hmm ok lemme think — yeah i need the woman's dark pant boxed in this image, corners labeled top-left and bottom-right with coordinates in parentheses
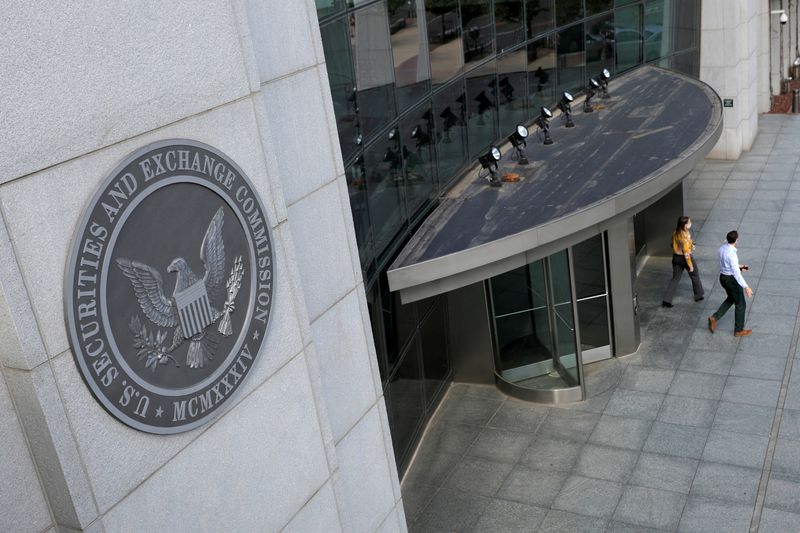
top-left (712, 274), bottom-right (746, 332)
top-left (663, 254), bottom-right (704, 304)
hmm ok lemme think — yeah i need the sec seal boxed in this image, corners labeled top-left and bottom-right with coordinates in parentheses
top-left (65, 140), bottom-right (274, 434)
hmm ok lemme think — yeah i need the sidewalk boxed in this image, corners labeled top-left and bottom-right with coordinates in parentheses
top-left (401, 113), bottom-right (800, 532)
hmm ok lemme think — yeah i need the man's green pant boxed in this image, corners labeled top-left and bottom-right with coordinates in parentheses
top-left (712, 274), bottom-right (746, 332)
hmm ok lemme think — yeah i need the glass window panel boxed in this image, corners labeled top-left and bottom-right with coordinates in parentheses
top-left (670, 49), bottom-right (699, 77)
top-left (381, 273), bottom-right (418, 369)
top-left (491, 265), bottom-right (533, 316)
top-left (495, 0), bottom-right (526, 52)
top-left (572, 235), bottom-right (606, 299)
top-left (365, 283), bottom-right (388, 382)
top-left (586, 0), bottom-right (612, 16)
top-left (433, 80), bottom-right (468, 187)
top-left (351, 2), bottom-right (397, 138)
top-left (497, 48), bottom-right (528, 135)
top-left (425, 0), bottom-right (464, 86)
top-left (363, 133), bottom-right (406, 253)
top-left (386, 341), bottom-right (425, 463)
top-left (577, 297), bottom-right (610, 351)
top-left (556, 0), bottom-right (583, 27)
top-left (614, 5), bottom-right (642, 72)
top-left (320, 18), bottom-right (361, 163)
top-left (644, 0), bottom-right (669, 62)
top-left (465, 59), bottom-right (498, 157)
top-left (346, 157), bottom-right (374, 273)
top-left (400, 103), bottom-right (437, 219)
top-left (317, 0), bottom-right (345, 19)
top-left (420, 298), bottom-right (449, 405)
top-left (526, 0), bottom-right (554, 38)
top-left (528, 35), bottom-right (556, 112)
top-left (461, 0), bottom-right (494, 68)
top-left (672, 0), bottom-right (697, 52)
top-left (556, 23), bottom-right (586, 97)
top-left (391, 0), bottom-right (432, 109)
top-left (586, 14), bottom-right (615, 77)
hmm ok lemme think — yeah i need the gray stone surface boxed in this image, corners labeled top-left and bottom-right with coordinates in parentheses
top-left (539, 509), bottom-right (607, 533)
top-left (730, 353), bottom-right (787, 381)
top-left (690, 462), bottom-right (761, 504)
top-left (759, 507), bottom-right (800, 533)
top-left (722, 376), bottom-right (781, 407)
top-left (445, 456), bottom-right (513, 497)
top-left (589, 414), bottom-right (652, 450)
top-left (772, 438), bottom-right (800, 478)
top-left (619, 366), bottom-right (676, 394)
top-left (536, 410), bottom-right (600, 443)
top-left (552, 476), bottom-right (623, 518)
top-left (658, 395), bottom-right (718, 428)
top-left (765, 474), bottom-right (800, 514)
top-left (678, 349), bottom-right (734, 375)
top-left (701, 429), bottom-right (769, 468)
top-left (574, 444), bottom-right (639, 483)
top-left (467, 427), bottom-right (532, 464)
top-left (282, 481), bottom-right (343, 533)
top-left (713, 402), bottom-right (775, 436)
top-left (416, 488), bottom-right (489, 531)
top-left (519, 436), bottom-right (584, 472)
top-left (604, 389), bottom-right (664, 420)
top-left (643, 422), bottom-right (710, 459)
top-left (437, 396), bottom-right (503, 426)
top-left (779, 408), bottom-right (800, 440)
top-left (0, 371), bottom-right (53, 533)
top-left (102, 356), bottom-right (332, 532)
top-left (668, 371), bottom-right (727, 400)
top-left (678, 497), bottom-right (753, 533)
top-left (487, 400), bottom-right (549, 432)
top-left (496, 467), bottom-right (569, 508)
top-left (311, 290), bottom-right (378, 442)
top-left (0, 1), bottom-right (250, 182)
top-left (629, 453), bottom-right (698, 494)
top-left (613, 485), bottom-right (687, 531)
top-left (472, 498), bottom-right (547, 532)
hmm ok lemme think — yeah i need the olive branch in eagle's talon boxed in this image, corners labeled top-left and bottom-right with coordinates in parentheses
top-left (129, 315), bottom-right (179, 371)
top-left (218, 255), bottom-right (244, 337)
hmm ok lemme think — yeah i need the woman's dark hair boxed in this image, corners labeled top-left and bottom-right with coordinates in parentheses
top-left (675, 216), bottom-right (691, 233)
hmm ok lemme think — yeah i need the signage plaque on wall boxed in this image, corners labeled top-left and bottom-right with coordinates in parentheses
top-left (65, 140), bottom-right (274, 434)
top-left (723, 99), bottom-right (734, 108)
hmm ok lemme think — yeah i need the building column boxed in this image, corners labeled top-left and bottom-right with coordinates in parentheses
top-left (606, 217), bottom-right (640, 356)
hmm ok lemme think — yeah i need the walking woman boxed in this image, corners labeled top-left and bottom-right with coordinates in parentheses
top-left (662, 215), bottom-right (704, 307)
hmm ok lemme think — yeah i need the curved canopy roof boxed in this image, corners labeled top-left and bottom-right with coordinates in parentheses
top-left (388, 66), bottom-right (723, 302)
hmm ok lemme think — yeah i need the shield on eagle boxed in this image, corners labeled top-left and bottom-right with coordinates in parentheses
top-left (173, 280), bottom-right (215, 338)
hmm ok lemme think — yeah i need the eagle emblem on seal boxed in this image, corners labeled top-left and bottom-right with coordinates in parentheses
top-left (115, 207), bottom-right (244, 371)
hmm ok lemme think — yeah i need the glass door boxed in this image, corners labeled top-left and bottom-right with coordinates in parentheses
top-left (572, 235), bottom-right (613, 364)
top-left (549, 250), bottom-right (580, 386)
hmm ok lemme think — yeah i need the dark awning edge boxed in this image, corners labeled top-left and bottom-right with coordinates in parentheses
top-left (388, 67), bottom-right (723, 303)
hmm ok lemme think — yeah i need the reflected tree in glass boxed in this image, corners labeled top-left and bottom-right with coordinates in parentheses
top-left (390, 0), bottom-right (432, 109)
top-left (644, 0), bottom-right (670, 62)
top-left (425, 0), bottom-right (464, 87)
top-left (556, 23), bottom-right (585, 98)
top-left (320, 18), bottom-right (360, 162)
top-left (465, 59), bottom-right (498, 157)
top-left (497, 48), bottom-right (528, 135)
top-left (555, 0), bottom-right (583, 27)
top-left (316, 0), bottom-right (344, 19)
top-left (400, 103), bottom-right (437, 220)
top-left (495, 0), bottom-right (525, 52)
top-left (585, 0), bottom-right (612, 17)
top-left (460, 0), bottom-right (494, 68)
top-left (433, 80), bottom-right (468, 186)
top-left (614, 5), bottom-right (642, 73)
top-left (527, 35), bottom-right (556, 116)
top-left (363, 133), bottom-right (406, 253)
top-left (586, 14), bottom-right (615, 77)
top-left (346, 157), bottom-right (374, 274)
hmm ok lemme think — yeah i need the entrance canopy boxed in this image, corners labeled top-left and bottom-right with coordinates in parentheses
top-left (388, 66), bottom-right (723, 302)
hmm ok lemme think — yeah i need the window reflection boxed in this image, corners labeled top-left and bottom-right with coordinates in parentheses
top-left (495, 0), bottom-right (526, 52)
top-left (391, 0), bottom-right (432, 109)
top-left (528, 35), bottom-right (556, 113)
top-left (387, 340), bottom-right (424, 463)
top-left (556, 23), bottom-right (585, 97)
top-left (433, 81), bottom-right (468, 185)
top-left (346, 156), bottom-right (373, 273)
top-left (556, 0), bottom-right (583, 27)
top-left (316, 0), bottom-right (344, 19)
top-left (526, 0), bottom-right (554, 38)
top-left (320, 18), bottom-right (360, 163)
top-left (586, 0), bottom-right (612, 16)
top-left (425, 0), bottom-right (463, 86)
top-left (400, 103), bottom-right (437, 220)
top-left (673, 0), bottom-right (697, 53)
top-left (586, 14), bottom-right (615, 77)
top-left (420, 298), bottom-right (449, 405)
top-left (465, 59), bottom-right (498, 157)
top-left (351, 2), bottom-right (397, 138)
top-left (644, 0), bottom-right (669, 62)
top-left (497, 49), bottom-right (527, 134)
top-left (461, 0), bottom-right (494, 68)
top-left (614, 5), bottom-right (642, 72)
top-left (363, 133), bottom-right (406, 253)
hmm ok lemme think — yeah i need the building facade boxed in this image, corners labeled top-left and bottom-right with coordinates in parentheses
top-left (0, 1), bottom-right (790, 532)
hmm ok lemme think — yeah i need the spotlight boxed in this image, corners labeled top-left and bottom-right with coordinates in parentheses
top-left (557, 92), bottom-right (575, 128)
top-left (411, 125), bottom-right (431, 148)
top-left (534, 107), bottom-right (553, 145)
top-left (478, 146), bottom-right (503, 187)
top-left (781, 12), bottom-right (789, 24)
top-left (598, 69), bottom-right (611, 99)
top-left (584, 78), bottom-right (600, 113)
top-left (507, 124), bottom-right (529, 165)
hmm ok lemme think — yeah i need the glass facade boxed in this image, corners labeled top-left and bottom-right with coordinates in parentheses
top-left (317, 0), bottom-right (700, 473)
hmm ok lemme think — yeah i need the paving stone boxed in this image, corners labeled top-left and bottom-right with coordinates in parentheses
top-left (612, 485), bottom-right (686, 531)
top-left (552, 476), bottom-right (623, 519)
top-left (759, 507), bottom-right (800, 533)
top-left (417, 422), bottom-right (482, 457)
top-left (722, 376), bottom-right (781, 408)
top-left (657, 395), bottom-right (718, 428)
top-left (471, 498), bottom-right (547, 532)
top-left (536, 410), bottom-right (600, 443)
top-left (629, 453), bottom-right (698, 494)
top-left (779, 409), bottom-right (800, 441)
top-left (401, 483), bottom-right (438, 524)
top-left (678, 349), bottom-right (734, 375)
top-left (678, 496), bottom-right (753, 533)
top-left (466, 428), bottom-right (533, 464)
top-left (690, 461), bottom-right (761, 504)
top-left (643, 422), bottom-right (709, 459)
top-left (712, 402), bottom-right (776, 436)
top-left (574, 444), bottom-right (639, 483)
top-left (495, 466), bottom-right (569, 508)
top-left (589, 414), bottom-right (652, 450)
top-left (437, 396), bottom-right (503, 426)
top-left (403, 451), bottom-right (461, 488)
top-left (486, 400), bottom-right (549, 433)
top-left (765, 474), bottom-right (800, 514)
top-left (668, 371), bottom-right (726, 400)
top-left (605, 521), bottom-right (665, 533)
top-left (539, 509), bottom-right (607, 533)
top-left (416, 488), bottom-right (489, 532)
top-left (701, 430), bottom-right (769, 469)
top-left (730, 353), bottom-right (787, 381)
top-left (619, 366), bottom-right (675, 394)
top-left (772, 438), bottom-right (800, 479)
top-left (604, 389), bottom-right (664, 420)
top-left (519, 436), bottom-right (583, 472)
top-left (444, 457), bottom-right (514, 497)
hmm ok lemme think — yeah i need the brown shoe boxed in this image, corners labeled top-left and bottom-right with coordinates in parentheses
top-left (708, 316), bottom-right (717, 334)
top-left (734, 329), bottom-right (752, 337)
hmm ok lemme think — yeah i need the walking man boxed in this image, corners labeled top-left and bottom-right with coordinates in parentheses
top-left (708, 230), bottom-right (753, 336)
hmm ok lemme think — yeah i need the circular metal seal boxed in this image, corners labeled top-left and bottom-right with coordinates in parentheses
top-left (65, 140), bottom-right (275, 434)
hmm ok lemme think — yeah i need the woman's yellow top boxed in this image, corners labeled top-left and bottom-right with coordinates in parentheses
top-left (672, 230), bottom-right (694, 269)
